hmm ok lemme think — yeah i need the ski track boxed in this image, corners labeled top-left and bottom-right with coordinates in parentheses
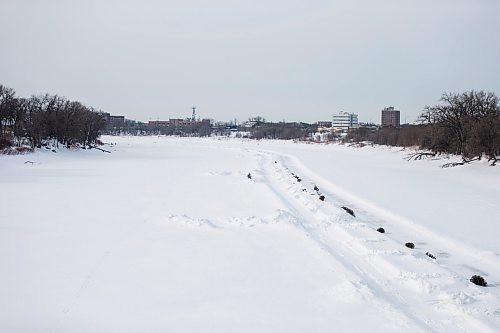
top-left (243, 146), bottom-right (500, 333)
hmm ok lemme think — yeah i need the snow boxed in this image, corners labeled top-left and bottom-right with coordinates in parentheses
top-left (1, 136), bottom-right (499, 332)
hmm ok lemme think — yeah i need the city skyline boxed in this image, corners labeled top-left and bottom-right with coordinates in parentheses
top-left (106, 107), bottom-right (395, 126)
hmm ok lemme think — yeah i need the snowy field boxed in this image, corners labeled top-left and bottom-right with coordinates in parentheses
top-left (1, 136), bottom-right (499, 332)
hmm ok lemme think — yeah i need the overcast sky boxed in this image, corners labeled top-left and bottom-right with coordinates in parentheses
top-left (1, 0), bottom-right (499, 124)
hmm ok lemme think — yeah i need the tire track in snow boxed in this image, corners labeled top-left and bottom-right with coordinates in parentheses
top-left (252, 148), bottom-right (499, 333)
top-left (254, 151), bottom-right (440, 333)
top-left (267, 150), bottom-right (500, 277)
top-left (272, 150), bottom-right (500, 332)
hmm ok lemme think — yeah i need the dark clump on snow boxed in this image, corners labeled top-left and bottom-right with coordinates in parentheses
top-left (314, 185), bottom-right (319, 192)
top-left (470, 275), bottom-right (487, 287)
top-left (319, 195), bottom-right (325, 201)
top-left (426, 252), bottom-right (436, 260)
top-left (341, 206), bottom-right (355, 217)
top-left (405, 242), bottom-right (415, 249)
top-left (247, 173), bottom-right (252, 179)
top-left (377, 227), bottom-right (385, 233)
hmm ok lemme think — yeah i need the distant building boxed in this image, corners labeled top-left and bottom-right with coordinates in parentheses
top-left (148, 118), bottom-right (211, 130)
top-left (358, 122), bottom-right (380, 131)
top-left (148, 120), bottom-right (170, 128)
top-left (381, 106), bottom-right (400, 127)
top-left (103, 113), bottom-right (125, 131)
top-left (242, 117), bottom-right (266, 128)
top-left (317, 121), bottom-right (332, 129)
top-left (332, 111), bottom-right (358, 131)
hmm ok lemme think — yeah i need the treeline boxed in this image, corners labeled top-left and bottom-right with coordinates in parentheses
top-left (347, 91), bottom-right (500, 164)
top-left (149, 122), bottom-right (212, 137)
top-left (0, 84), bottom-right (106, 149)
top-left (347, 125), bottom-right (431, 148)
top-left (246, 121), bottom-right (317, 140)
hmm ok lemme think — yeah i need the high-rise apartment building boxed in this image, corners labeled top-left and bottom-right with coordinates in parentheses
top-left (381, 107), bottom-right (400, 127)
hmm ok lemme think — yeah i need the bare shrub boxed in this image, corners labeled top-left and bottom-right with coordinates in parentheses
top-left (470, 275), bottom-right (487, 287)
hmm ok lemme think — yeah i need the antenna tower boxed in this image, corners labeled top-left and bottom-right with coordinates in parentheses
top-left (192, 107), bottom-right (196, 121)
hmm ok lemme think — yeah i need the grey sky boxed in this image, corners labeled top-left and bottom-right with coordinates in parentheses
top-left (1, 0), bottom-right (499, 124)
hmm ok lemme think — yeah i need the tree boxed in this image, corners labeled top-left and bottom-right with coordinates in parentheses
top-left (420, 91), bottom-right (500, 160)
top-left (57, 100), bottom-right (86, 147)
top-left (79, 108), bottom-right (106, 146)
top-left (22, 95), bottom-right (46, 148)
top-left (466, 114), bottom-right (500, 165)
top-left (0, 85), bottom-right (17, 137)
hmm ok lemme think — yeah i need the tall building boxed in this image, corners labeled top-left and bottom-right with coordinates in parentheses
top-left (381, 106), bottom-right (400, 127)
top-left (332, 111), bottom-right (358, 131)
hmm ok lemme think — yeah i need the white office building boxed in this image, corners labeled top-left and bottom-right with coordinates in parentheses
top-left (332, 111), bottom-right (359, 131)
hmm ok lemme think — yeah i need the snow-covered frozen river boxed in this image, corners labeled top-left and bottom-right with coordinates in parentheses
top-left (1, 136), bottom-right (499, 332)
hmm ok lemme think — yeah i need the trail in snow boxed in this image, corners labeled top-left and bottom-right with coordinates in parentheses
top-left (248, 147), bottom-right (500, 333)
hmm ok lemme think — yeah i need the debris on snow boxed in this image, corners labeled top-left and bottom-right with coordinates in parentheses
top-left (470, 275), bottom-right (487, 287)
top-left (341, 206), bottom-right (355, 217)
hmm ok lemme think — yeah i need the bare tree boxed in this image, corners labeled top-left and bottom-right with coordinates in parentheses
top-left (420, 91), bottom-right (499, 159)
top-left (0, 85), bottom-right (17, 137)
top-left (79, 108), bottom-right (106, 147)
top-left (2, 85), bottom-right (107, 149)
top-left (466, 114), bottom-right (500, 165)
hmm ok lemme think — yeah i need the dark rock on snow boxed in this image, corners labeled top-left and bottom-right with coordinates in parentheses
top-left (425, 252), bottom-right (436, 260)
top-left (341, 206), bottom-right (355, 217)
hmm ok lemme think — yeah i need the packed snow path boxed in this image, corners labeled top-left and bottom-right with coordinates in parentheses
top-left (251, 148), bottom-right (500, 332)
top-left (1, 136), bottom-right (499, 332)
